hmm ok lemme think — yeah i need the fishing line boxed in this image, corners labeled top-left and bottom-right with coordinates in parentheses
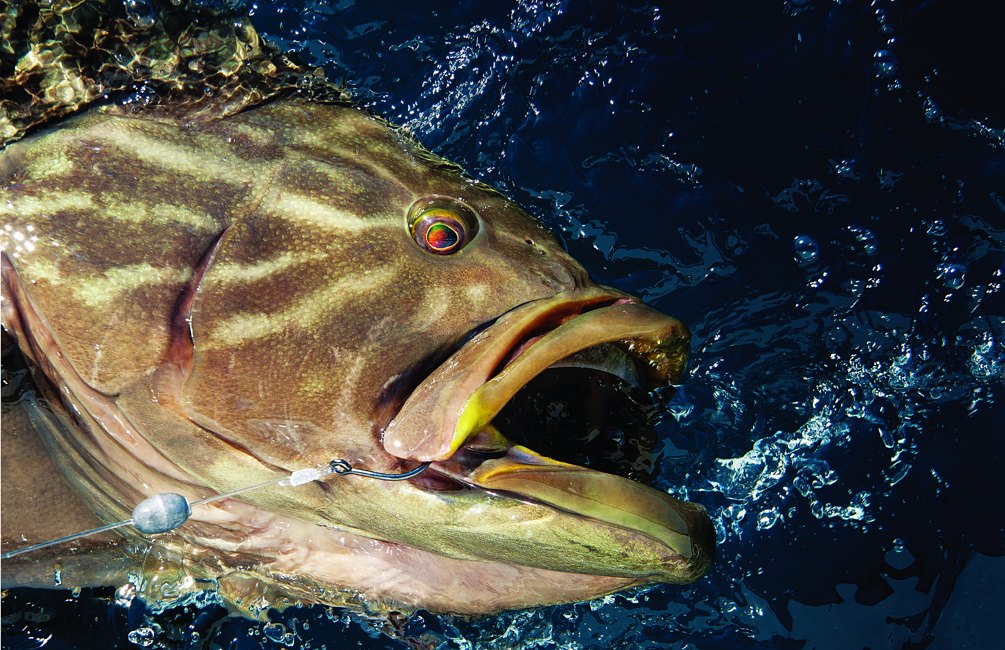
top-left (0, 459), bottom-right (431, 560)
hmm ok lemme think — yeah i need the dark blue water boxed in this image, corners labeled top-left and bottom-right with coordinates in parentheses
top-left (4, 1), bottom-right (1003, 648)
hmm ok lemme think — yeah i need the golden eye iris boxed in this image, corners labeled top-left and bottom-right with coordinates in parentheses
top-left (407, 198), bottom-right (479, 255)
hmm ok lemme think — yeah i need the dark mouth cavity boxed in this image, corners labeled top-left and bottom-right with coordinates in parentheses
top-left (491, 366), bottom-right (664, 483)
top-left (384, 295), bottom-right (672, 490)
top-left (412, 363), bottom-right (667, 492)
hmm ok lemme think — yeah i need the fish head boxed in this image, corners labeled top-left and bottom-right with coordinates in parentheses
top-left (1, 100), bottom-right (713, 614)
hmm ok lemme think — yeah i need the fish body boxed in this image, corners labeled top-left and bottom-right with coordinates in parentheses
top-left (0, 9), bottom-right (713, 616)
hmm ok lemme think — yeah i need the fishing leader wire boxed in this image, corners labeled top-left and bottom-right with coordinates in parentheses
top-left (0, 459), bottom-right (432, 560)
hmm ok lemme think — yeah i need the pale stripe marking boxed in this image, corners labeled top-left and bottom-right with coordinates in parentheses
top-left (91, 121), bottom-right (249, 186)
top-left (1, 191), bottom-right (96, 218)
top-left (204, 251), bottom-right (330, 286)
top-left (3, 191), bottom-right (218, 233)
top-left (24, 149), bottom-right (75, 179)
top-left (265, 191), bottom-right (395, 232)
top-left (73, 264), bottom-right (193, 307)
top-left (14, 259), bottom-right (193, 307)
top-left (298, 157), bottom-right (416, 205)
top-left (99, 195), bottom-right (220, 231)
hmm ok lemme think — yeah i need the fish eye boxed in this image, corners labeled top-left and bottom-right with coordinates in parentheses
top-left (407, 197), bottom-right (479, 255)
top-left (414, 210), bottom-right (463, 253)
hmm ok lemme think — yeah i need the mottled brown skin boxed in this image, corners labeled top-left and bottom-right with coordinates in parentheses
top-left (0, 100), bottom-right (712, 615)
top-left (1, 390), bottom-right (134, 586)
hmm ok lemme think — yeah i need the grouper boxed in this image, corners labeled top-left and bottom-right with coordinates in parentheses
top-left (0, 0), bottom-right (714, 616)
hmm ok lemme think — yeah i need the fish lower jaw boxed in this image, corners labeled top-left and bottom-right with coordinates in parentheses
top-left (426, 434), bottom-right (710, 563)
top-left (179, 502), bottom-right (639, 616)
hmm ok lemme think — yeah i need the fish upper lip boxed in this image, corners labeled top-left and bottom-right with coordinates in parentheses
top-left (380, 286), bottom-right (690, 463)
top-left (370, 293), bottom-right (617, 443)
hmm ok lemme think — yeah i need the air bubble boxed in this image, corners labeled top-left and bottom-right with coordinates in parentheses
top-left (127, 627), bottom-right (156, 647)
top-left (923, 97), bottom-right (942, 123)
top-left (926, 219), bottom-right (946, 236)
top-left (885, 538), bottom-right (914, 569)
top-left (263, 622), bottom-right (296, 646)
top-left (793, 235), bottom-right (819, 264)
top-left (962, 322), bottom-right (1004, 379)
top-left (829, 158), bottom-right (860, 180)
top-left (122, 0), bottom-right (157, 27)
top-left (937, 263), bottom-right (966, 290)
top-left (888, 462), bottom-right (911, 486)
top-left (873, 49), bottom-right (897, 79)
top-left (849, 226), bottom-right (878, 255)
top-left (756, 508), bottom-right (781, 531)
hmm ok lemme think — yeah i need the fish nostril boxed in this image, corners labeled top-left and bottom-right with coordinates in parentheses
top-left (524, 238), bottom-right (548, 256)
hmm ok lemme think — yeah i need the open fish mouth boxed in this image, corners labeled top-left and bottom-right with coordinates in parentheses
top-left (381, 288), bottom-right (714, 572)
